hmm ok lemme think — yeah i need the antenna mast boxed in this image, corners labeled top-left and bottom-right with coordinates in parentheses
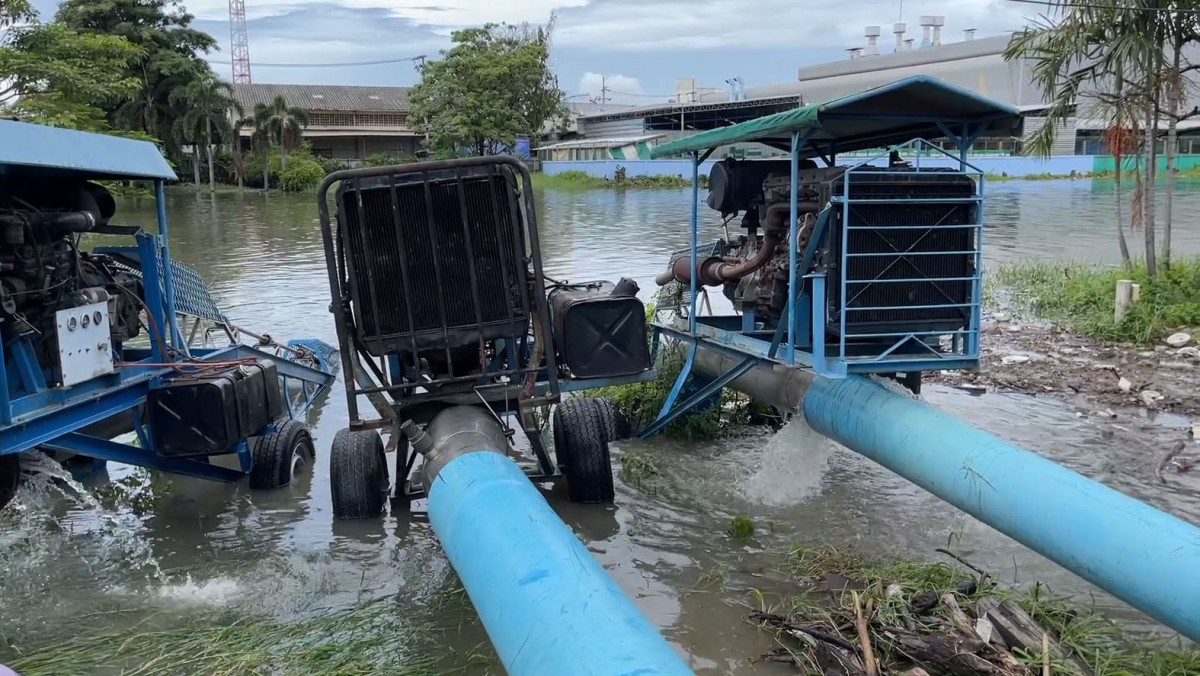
top-left (229, 0), bottom-right (252, 83)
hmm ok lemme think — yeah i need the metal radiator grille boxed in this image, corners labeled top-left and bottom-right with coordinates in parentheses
top-left (338, 169), bottom-right (530, 356)
top-left (827, 172), bottom-right (977, 334)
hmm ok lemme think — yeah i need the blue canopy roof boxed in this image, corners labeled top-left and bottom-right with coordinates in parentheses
top-left (0, 119), bottom-right (177, 181)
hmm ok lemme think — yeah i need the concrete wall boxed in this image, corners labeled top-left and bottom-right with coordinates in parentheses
top-left (543, 155), bottom-right (1100, 179)
top-left (309, 135), bottom-right (420, 161)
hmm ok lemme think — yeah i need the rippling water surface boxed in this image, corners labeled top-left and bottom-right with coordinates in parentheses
top-left (2, 179), bottom-right (1198, 672)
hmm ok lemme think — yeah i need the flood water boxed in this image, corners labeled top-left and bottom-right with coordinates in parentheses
top-left (3, 179), bottom-right (1199, 673)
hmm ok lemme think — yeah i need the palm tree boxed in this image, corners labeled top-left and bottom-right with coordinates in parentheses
top-left (170, 74), bottom-right (242, 193)
top-left (231, 117), bottom-right (252, 189)
top-left (251, 114), bottom-right (272, 189)
top-left (253, 95), bottom-right (308, 171)
top-left (1004, 1), bottom-right (1187, 276)
top-left (171, 113), bottom-right (204, 191)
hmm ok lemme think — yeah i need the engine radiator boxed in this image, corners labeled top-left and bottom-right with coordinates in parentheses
top-left (825, 170), bottom-right (977, 337)
top-left (337, 167), bottom-right (531, 360)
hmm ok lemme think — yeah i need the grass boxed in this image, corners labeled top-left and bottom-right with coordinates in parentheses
top-left (984, 171), bottom-right (1112, 182)
top-left (728, 515), bottom-right (755, 540)
top-left (5, 589), bottom-right (493, 676)
top-left (992, 258), bottom-right (1200, 343)
top-left (530, 169), bottom-right (702, 190)
top-left (758, 545), bottom-right (1199, 675)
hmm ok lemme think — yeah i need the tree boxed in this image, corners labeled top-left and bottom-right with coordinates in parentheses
top-left (0, 21), bottom-right (142, 131)
top-left (1004, 1), bottom-right (1199, 276)
top-left (253, 95), bottom-right (308, 170)
top-left (55, 0), bottom-right (217, 160)
top-left (251, 115), bottom-right (271, 189)
top-left (171, 73), bottom-right (241, 191)
top-left (409, 19), bottom-right (567, 157)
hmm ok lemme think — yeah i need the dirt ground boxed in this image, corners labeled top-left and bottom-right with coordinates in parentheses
top-left (929, 314), bottom-right (1200, 418)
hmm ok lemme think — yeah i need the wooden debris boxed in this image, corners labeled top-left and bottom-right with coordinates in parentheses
top-left (878, 626), bottom-right (1026, 676)
top-left (942, 594), bottom-right (1030, 675)
top-left (977, 598), bottom-right (1089, 676)
top-left (853, 592), bottom-right (879, 676)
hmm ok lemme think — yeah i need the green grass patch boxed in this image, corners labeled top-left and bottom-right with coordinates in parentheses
top-left (531, 169), bottom-right (702, 190)
top-left (6, 591), bottom-right (490, 676)
top-left (993, 258), bottom-right (1200, 343)
top-left (984, 171), bottom-right (1112, 182)
top-left (728, 515), bottom-right (755, 540)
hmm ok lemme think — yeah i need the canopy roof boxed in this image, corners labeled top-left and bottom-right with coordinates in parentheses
top-left (649, 76), bottom-right (1023, 159)
top-left (0, 119), bottom-right (176, 181)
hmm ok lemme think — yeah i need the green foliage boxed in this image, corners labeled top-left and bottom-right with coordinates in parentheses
top-left (279, 158), bottom-right (326, 192)
top-left (363, 152), bottom-right (415, 167)
top-left (618, 452), bottom-right (661, 490)
top-left (531, 170), bottom-right (698, 189)
top-left (55, 0), bottom-right (219, 163)
top-left (314, 155), bottom-right (351, 175)
top-left (0, 22), bottom-right (143, 130)
top-left (994, 258), bottom-right (1200, 343)
top-left (253, 95), bottom-right (309, 170)
top-left (410, 20), bottom-right (566, 158)
top-left (728, 515), bottom-right (755, 539)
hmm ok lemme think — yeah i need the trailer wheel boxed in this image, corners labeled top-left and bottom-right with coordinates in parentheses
top-left (250, 420), bottom-right (315, 490)
top-left (0, 454), bottom-right (19, 512)
top-left (330, 428), bottom-right (388, 519)
top-left (553, 398), bottom-right (615, 504)
top-left (594, 398), bottom-right (631, 441)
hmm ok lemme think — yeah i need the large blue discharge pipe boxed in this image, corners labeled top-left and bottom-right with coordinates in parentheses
top-left (697, 343), bottom-right (1200, 641)
top-left (416, 406), bottom-right (694, 676)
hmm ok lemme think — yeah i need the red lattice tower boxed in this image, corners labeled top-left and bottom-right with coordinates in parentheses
top-left (228, 0), bottom-right (252, 84)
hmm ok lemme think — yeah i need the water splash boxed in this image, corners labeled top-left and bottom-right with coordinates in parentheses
top-left (156, 575), bottom-right (245, 605)
top-left (741, 417), bottom-right (838, 507)
top-left (14, 452), bottom-right (165, 581)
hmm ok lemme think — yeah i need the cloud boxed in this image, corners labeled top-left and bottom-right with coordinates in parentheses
top-left (187, 0), bottom-right (584, 28)
top-left (577, 72), bottom-right (651, 104)
top-left (555, 0), bottom-right (1035, 51)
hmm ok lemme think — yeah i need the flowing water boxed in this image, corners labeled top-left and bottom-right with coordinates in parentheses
top-left (2, 179), bottom-right (1200, 673)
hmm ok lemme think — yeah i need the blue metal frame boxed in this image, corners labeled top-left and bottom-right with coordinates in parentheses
top-left (644, 122), bottom-right (992, 435)
top-left (1, 128), bottom-right (336, 483)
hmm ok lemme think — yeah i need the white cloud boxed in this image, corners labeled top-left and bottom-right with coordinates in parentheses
top-left (577, 72), bottom-right (650, 104)
top-left (556, 0), bottom-right (1035, 51)
top-left (188, 0), bottom-right (585, 27)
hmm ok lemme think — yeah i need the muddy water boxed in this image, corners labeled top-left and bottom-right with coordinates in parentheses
top-left (2, 179), bottom-right (1199, 672)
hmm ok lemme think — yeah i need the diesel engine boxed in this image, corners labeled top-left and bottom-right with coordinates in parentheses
top-left (656, 158), bottom-right (978, 337)
top-left (1, 178), bottom-right (143, 386)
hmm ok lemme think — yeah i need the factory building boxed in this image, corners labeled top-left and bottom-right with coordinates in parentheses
top-left (569, 16), bottom-right (1200, 159)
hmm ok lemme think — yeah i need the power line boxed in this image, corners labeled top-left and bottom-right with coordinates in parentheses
top-left (208, 55), bottom-right (426, 68)
top-left (1006, 0), bottom-right (1200, 13)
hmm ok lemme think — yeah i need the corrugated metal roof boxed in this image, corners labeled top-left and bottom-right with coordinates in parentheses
top-left (0, 119), bottom-right (176, 181)
top-left (231, 83), bottom-right (411, 113)
top-left (650, 76), bottom-right (1022, 159)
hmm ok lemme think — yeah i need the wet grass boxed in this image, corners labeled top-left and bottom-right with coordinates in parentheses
top-left (530, 170), bottom-right (699, 190)
top-left (6, 589), bottom-right (495, 676)
top-left (755, 545), bottom-right (1200, 675)
top-left (993, 258), bottom-right (1200, 344)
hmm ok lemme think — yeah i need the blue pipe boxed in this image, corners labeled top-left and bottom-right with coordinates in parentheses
top-left (802, 375), bottom-right (1200, 642)
top-left (425, 435), bottom-right (693, 674)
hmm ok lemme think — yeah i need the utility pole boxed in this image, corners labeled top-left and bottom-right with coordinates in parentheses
top-left (600, 75), bottom-right (609, 105)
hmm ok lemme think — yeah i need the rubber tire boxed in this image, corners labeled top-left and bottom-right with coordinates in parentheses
top-left (593, 398), bottom-right (631, 441)
top-left (330, 428), bottom-right (388, 519)
top-left (553, 398), bottom-right (615, 504)
top-left (250, 419), bottom-right (315, 489)
top-left (0, 454), bottom-right (19, 512)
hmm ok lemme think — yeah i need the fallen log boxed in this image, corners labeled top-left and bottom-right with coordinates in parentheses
top-left (977, 598), bottom-right (1089, 676)
top-left (942, 594), bottom-right (1031, 675)
top-left (877, 626), bottom-right (1028, 676)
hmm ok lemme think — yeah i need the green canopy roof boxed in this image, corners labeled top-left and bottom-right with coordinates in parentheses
top-left (649, 76), bottom-right (1023, 159)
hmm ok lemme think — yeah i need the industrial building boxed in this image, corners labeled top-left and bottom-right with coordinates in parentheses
top-left (563, 15), bottom-right (1198, 160)
top-left (231, 83), bottom-right (420, 161)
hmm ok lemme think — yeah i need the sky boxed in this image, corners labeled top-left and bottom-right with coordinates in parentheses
top-left (37, 0), bottom-right (1043, 102)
